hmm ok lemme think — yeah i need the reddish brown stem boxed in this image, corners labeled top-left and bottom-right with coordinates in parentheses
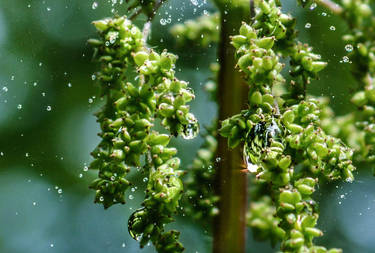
top-left (213, 8), bottom-right (250, 253)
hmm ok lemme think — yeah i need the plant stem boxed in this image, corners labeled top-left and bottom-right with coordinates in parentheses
top-left (213, 7), bottom-right (250, 253)
top-left (316, 0), bottom-right (343, 15)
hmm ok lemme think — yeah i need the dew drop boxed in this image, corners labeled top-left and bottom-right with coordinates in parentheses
top-left (128, 208), bottom-right (145, 241)
top-left (181, 120), bottom-right (199, 140)
top-left (305, 23), bottom-right (311, 29)
top-left (190, 0), bottom-right (198, 6)
top-left (129, 195), bottom-right (134, 200)
top-left (92, 2), bottom-right (98, 9)
top-left (309, 2), bottom-right (317, 10)
top-left (345, 44), bottom-right (353, 52)
top-left (2, 86), bottom-right (8, 92)
top-left (329, 26), bottom-right (336, 31)
top-left (17, 104), bottom-right (22, 110)
top-left (58, 189), bottom-right (62, 194)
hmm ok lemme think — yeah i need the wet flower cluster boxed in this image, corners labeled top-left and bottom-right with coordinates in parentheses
top-left (170, 12), bottom-right (220, 47)
top-left (220, 1), bottom-right (356, 252)
top-left (332, 0), bottom-right (375, 163)
top-left (88, 16), bottom-right (199, 252)
top-left (183, 125), bottom-right (219, 224)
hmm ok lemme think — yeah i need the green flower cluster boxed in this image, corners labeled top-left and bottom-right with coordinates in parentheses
top-left (182, 63), bottom-right (219, 226)
top-left (220, 1), bottom-right (356, 252)
top-left (170, 12), bottom-right (220, 47)
top-left (252, 0), bottom-right (297, 51)
top-left (183, 126), bottom-right (219, 224)
top-left (88, 17), bottom-right (144, 208)
top-left (88, 16), bottom-right (198, 252)
top-left (329, 0), bottom-right (375, 162)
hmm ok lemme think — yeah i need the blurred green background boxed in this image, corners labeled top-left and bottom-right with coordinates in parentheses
top-left (0, 0), bottom-right (374, 252)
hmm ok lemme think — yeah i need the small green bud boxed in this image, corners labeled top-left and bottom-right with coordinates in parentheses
top-left (351, 91), bottom-right (367, 107)
top-left (255, 37), bottom-right (275, 50)
top-left (92, 20), bottom-right (109, 31)
top-left (250, 91), bottom-right (263, 105)
top-left (282, 110), bottom-right (295, 124)
top-left (133, 51), bottom-right (149, 66)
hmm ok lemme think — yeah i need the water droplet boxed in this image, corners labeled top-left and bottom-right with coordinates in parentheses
top-left (88, 98), bottom-right (93, 104)
top-left (329, 26), bottom-right (336, 31)
top-left (99, 196), bottom-right (104, 202)
top-left (50, 243), bottom-right (54, 248)
top-left (121, 243), bottom-right (126, 248)
top-left (309, 2), bottom-right (317, 10)
top-left (58, 189), bottom-right (62, 194)
top-left (181, 120), bottom-right (199, 140)
top-left (128, 208), bottom-right (146, 241)
top-left (322, 12), bottom-right (327, 16)
top-left (79, 173), bottom-right (83, 178)
top-left (305, 23), bottom-right (311, 29)
top-left (143, 177), bottom-right (148, 182)
top-left (92, 2), bottom-right (98, 9)
top-left (2, 86), bottom-right (8, 92)
top-left (17, 104), bottom-right (22, 110)
top-left (32, 202), bottom-right (37, 206)
top-left (39, 62), bottom-right (42, 67)
top-left (46, 7), bottom-right (51, 11)
top-left (129, 195), bottom-right (134, 200)
top-left (83, 165), bottom-right (89, 171)
top-left (160, 19), bottom-right (167, 25)
top-left (345, 44), bottom-right (353, 52)
top-left (25, 153), bottom-right (29, 157)
top-left (342, 56), bottom-right (349, 63)
top-left (67, 82), bottom-right (72, 87)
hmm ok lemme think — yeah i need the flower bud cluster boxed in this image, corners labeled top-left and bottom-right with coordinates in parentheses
top-left (325, 1), bottom-right (375, 163)
top-left (252, 0), bottom-right (297, 51)
top-left (170, 12), bottom-right (220, 47)
top-left (89, 16), bottom-right (199, 252)
top-left (184, 128), bottom-right (219, 224)
top-left (219, 1), bottom-right (356, 252)
top-left (232, 23), bottom-right (284, 87)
